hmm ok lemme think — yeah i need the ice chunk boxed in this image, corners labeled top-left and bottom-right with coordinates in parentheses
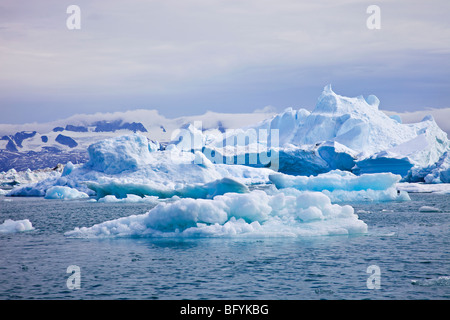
top-left (269, 170), bottom-right (409, 202)
top-left (396, 182), bottom-right (450, 194)
top-left (61, 161), bottom-right (74, 177)
top-left (411, 276), bottom-right (450, 287)
top-left (65, 189), bottom-right (368, 238)
top-left (97, 194), bottom-right (159, 203)
top-left (0, 219), bottom-right (34, 233)
top-left (270, 170), bottom-right (401, 191)
top-left (418, 206), bottom-right (441, 212)
top-left (87, 177), bottom-right (249, 200)
top-left (322, 188), bottom-right (410, 202)
top-left (44, 186), bottom-right (89, 200)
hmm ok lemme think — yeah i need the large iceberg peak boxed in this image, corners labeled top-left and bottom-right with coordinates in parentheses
top-left (315, 84), bottom-right (380, 115)
top-left (315, 84), bottom-right (340, 114)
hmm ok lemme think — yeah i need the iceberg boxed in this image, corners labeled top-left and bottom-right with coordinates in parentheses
top-left (0, 166), bottom-right (62, 190)
top-left (269, 170), bottom-right (410, 202)
top-left (8, 130), bottom-right (413, 203)
top-left (0, 219), bottom-right (34, 233)
top-left (65, 189), bottom-right (368, 238)
top-left (291, 85), bottom-right (448, 164)
top-left (87, 177), bottom-right (249, 200)
top-left (8, 134), bottom-right (273, 199)
top-left (181, 85), bottom-right (449, 181)
top-left (97, 194), bottom-right (159, 203)
top-left (44, 186), bottom-right (89, 200)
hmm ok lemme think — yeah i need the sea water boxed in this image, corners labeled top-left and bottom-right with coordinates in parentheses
top-left (0, 193), bottom-right (449, 300)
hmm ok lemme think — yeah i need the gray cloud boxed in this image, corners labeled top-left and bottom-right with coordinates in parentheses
top-left (0, 0), bottom-right (449, 123)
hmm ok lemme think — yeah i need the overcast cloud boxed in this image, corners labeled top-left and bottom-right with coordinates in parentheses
top-left (0, 0), bottom-right (449, 126)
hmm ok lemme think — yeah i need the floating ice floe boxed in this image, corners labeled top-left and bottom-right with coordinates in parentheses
top-left (418, 206), bottom-right (442, 213)
top-left (44, 186), bottom-right (89, 200)
top-left (396, 182), bottom-right (450, 194)
top-left (0, 166), bottom-right (62, 190)
top-left (97, 194), bottom-right (159, 203)
top-left (411, 276), bottom-right (450, 287)
top-left (65, 189), bottom-right (368, 238)
top-left (269, 170), bottom-right (410, 202)
top-left (0, 219), bottom-right (34, 233)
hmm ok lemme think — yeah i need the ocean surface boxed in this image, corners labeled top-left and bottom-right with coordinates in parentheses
top-left (0, 193), bottom-right (449, 300)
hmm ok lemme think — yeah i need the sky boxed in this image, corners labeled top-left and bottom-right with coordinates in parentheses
top-left (1, 0), bottom-right (450, 127)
